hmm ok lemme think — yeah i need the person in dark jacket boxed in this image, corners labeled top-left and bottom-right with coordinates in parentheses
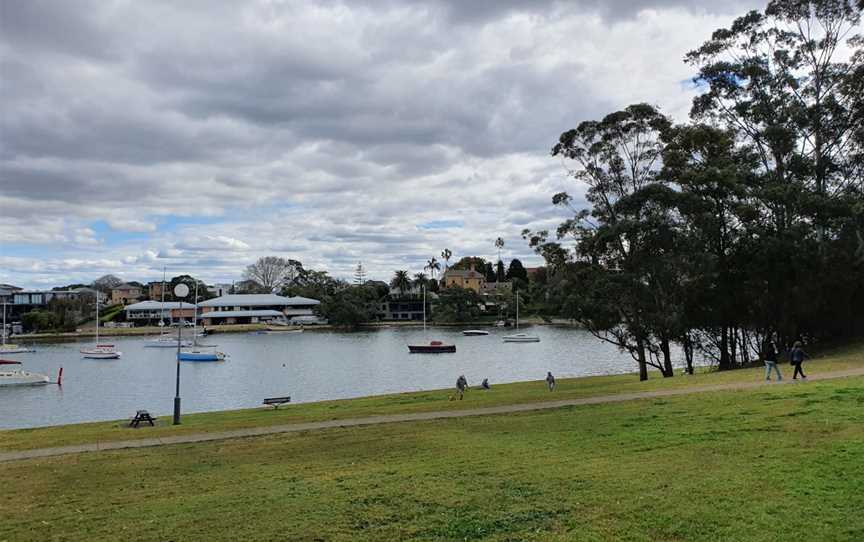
top-left (545, 371), bottom-right (556, 392)
top-left (762, 339), bottom-right (782, 381)
top-left (479, 378), bottom-right (491, 390)
top-left (455, 375), bottom-right (468, 399)
top-left (789, 341), bottom-right (809, 380)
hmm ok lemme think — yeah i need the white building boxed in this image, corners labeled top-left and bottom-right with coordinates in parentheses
top-left (124, 301), bottom-right (197, 325)
top-left (196, 294), bottom-right (322, 325)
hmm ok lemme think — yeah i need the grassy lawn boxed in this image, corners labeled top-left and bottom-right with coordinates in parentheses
top-left (2, 342), bottom-right (863, 453)
top-left (2, 374), bottom-right (863, 541)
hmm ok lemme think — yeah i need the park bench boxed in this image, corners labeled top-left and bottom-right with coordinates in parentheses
top-left (129, 410), bottom-right (156, 428)
top-left (262, 396), bottom-right (291, 409)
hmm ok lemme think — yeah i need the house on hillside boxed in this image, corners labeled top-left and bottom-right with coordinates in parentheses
top-left (111, 284), bottom-right (143, 305)
top-left (197, 294), bottom-right (322, 325)
top-left (441, 268), bottom-right (486, 293)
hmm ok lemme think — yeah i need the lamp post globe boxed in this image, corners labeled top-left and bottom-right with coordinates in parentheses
top-left (172, 282), bottom-right (189, 425)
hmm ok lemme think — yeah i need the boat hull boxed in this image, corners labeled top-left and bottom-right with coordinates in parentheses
top-left (462, 330), bottom-right (489, 336)
top-left (0, 371), bottom-right (50, 386)
top-left (81, 350), bottom-right (122, 359)
top-left (144, 339), bottom-right (193, 348)
top-left (502, 335), bottom-right (540, 343)
top-left (0, 345), bottom-right (36, 354)
top-left (408, 344), bottom-right (456, 353)
top-left (178, 351), bottom-right (225, 361)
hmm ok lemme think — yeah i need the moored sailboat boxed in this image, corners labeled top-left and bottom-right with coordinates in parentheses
top-left (80, 296), bottom-right (121, 359)
top-left (408, 286), bottom-right (455, 354)
top-left (502, 292), bottom-right (539, 343)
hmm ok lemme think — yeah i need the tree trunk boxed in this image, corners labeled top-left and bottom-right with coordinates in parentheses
top-left (719, 327), bottom-right (732, 371)
top-left (683, 334), bottom-right (695, 375)
top-left (637, 339), bottom-right (648, 381)
top-left (660, 337), bottom-right (674, 378)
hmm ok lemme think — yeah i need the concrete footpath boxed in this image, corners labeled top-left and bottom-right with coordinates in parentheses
top-left (3, 367), bottom-right (863, 464)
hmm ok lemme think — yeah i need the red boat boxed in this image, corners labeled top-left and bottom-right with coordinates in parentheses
top-left (408, 340), bottom-right (456, 354)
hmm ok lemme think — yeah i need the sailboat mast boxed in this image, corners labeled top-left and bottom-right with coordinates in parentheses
top-left (160, 266), bottom-right (166, 333)
top-left (516, 292), bottom-right (519, 330)
top-left (95, 294), bottom-right (99, 345)
top-left (192, 281), bottom-right (198, 346)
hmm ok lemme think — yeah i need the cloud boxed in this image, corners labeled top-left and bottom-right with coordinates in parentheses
top-left (1, 0), bottom-right (769, 287)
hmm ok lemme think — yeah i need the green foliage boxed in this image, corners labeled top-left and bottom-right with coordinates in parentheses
top-left (318, 286), bottom-right (379, 329)
top-left (22, 310), bottom-right (57, 332)
top-left (527, 1), bottom-right (864, 379)
top-left (505, 258), bottom-right (528, 282)
top-left (434, 287), bottom-right (481, 322)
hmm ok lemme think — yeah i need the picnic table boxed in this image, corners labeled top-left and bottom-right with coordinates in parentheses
top-left (129, 410), bottom-right (156, 427)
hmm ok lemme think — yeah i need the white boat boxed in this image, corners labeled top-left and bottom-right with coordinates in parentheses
top-left (80, 297), bottom-right (121, 359)
top-left (144, 269), bottom-right (192, 348)
top-left (1, 302), bottom-right (35, 354)
top-left (144, 336), bottom-right (193, 348)
top-left (178, 283), bottom-right (225, 362)
top-left (462, 330), bottom-right (489, 336)
top-left (502, 293), bottom-right (539, 343)
top-left (502, 333), bottom-right (541, 343)
top-left (0, 360), bottom-right (50, 386)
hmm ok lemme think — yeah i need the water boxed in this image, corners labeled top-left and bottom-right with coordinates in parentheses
top-left (0, 326), bottom-right (639, 429)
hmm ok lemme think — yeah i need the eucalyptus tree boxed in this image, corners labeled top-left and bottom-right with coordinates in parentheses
top-left (686, 0), bottom-right (863, 240)
top-left (546, 103), bottom-right (673, 380)
top-left (243, 257), bottom-right (304, 292)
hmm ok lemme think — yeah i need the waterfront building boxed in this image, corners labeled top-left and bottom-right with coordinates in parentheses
top-left (197, 294), bottom-right (321, 325)
top-left (124, 301), bottom-right (197, 325)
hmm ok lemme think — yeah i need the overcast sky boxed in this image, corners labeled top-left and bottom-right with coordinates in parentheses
top-left (0, 0), bottom-right (762, 289)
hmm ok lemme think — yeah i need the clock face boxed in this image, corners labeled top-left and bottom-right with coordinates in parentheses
top-left (174, 284), bottom-right (190, 298)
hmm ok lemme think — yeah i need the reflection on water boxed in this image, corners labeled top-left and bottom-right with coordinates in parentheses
top-left (0, 326), bottom-right (640, 429)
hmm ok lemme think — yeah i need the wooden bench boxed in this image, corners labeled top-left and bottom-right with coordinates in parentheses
top-left (262, 396), bottom-right (291, 409)
top-left (129, 410), bottom-right (156, 427)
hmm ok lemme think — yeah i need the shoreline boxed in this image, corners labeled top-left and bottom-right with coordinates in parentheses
top-left (11, 317), bottom-right (579, 342)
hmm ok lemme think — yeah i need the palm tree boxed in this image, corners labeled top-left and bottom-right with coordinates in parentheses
top-left (440, 249), bottom-right (452, 272)
top-left (412, 272), bottom-right (428, 290)
top-left (495, 237), bottom-right (504, 262)
top-left (391, 270), bottom-right (411, 295)
top-left (424, 257), bottom-right (440, 279)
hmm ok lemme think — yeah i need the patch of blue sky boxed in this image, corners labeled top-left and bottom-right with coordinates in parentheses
top-left (418, 219), bottom-right (464, 230)
top-left (89, 220), bottom-right (150, 244)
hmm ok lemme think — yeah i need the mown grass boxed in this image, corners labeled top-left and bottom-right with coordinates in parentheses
top-left (2, 375), bottom-right (863, 541)
top-left (2, 342), bottom-right (862, 452)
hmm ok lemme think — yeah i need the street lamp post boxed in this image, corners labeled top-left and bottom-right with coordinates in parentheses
top-left (172, 283), bottom-right (189, 425)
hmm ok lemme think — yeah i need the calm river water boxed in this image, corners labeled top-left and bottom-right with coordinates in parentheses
top-left (0, 326), bottom-right (641, 429)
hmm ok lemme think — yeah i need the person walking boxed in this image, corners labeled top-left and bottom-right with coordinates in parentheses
top-left (790, 341), bottom-right (809, 380)
top-left (455, 375), bottom-right (468, 400)
top-left (762, 339), bottom-right (782, 381)
top-left (545, 371), bottom-right (556, 392)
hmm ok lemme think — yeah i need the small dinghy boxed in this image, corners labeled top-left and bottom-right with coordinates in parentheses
top-left (462, 330), bottom-right (489, 336)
